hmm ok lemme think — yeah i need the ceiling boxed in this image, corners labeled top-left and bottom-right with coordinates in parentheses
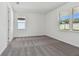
top-left (10, 2), bottom-right (67, 13)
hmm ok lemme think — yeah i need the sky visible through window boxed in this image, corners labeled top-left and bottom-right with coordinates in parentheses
top-left (60, 12), bottom-right (79, 30)
top-left (60, 13), bottom-right (79, 20)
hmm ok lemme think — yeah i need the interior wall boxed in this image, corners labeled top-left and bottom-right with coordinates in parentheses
top-left (46, 2), bottom-right (79, 47)
top-left (13, 12), bottom-right (46, 37)
top-left (1, 2), bottom-right (79, 55)
top-left (0, 3), bottom-right (8, 55)
top-left (8, 4), bottom-right (14, 42)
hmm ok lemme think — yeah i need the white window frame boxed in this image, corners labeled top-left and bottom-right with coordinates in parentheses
top-left (17, 17), bottom-right (26, 30)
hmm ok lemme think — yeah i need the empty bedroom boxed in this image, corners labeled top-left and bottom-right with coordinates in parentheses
top-left (1, 2), bottom-right (79, 56)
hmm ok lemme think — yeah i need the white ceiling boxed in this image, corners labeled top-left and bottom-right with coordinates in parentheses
top-left (10, 2), bottom-right (67, 13)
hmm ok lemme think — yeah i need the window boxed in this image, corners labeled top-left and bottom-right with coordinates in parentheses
top-left (17, 18), bottom-right (26, 30)
top-left (72, 7), bottom-right (79, 31)
top-left (59, 9), bottom-right (72, 30)
top-left (59, 7), bottom-right (79, 31)
top-left (59, 15), bottom-right (70, 30)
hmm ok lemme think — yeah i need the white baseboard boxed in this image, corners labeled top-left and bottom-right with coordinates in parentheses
top-left (46, 34), bottom-right (79, 48)
top-left (0, 44), bottom-right (7, 55)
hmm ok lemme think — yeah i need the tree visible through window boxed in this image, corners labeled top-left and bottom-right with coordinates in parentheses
top-left (59, 16), bottom-right (70, 30)
top-left (59, 9), bottom-right (72, 30)
top-left (59, 7), bottom-right (79, 31)
top-left (72, 7), bottom-right (79, 31)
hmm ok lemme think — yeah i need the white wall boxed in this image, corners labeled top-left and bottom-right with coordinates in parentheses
top-left (14, 12), bottom-right (45, 37)
top-left (46, 2), bottom-right (79, 47)
top-left (8, 4), bottom-right (14, 42)
top-left (0, 3), bottom-right (8, 55)
top-left (12, 2), bottom-right (79, 48)
top-left (1, 2), bottom-right (79, 55)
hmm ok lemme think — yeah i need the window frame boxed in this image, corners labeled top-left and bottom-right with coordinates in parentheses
top-left (17, 17), bottom-right (26, 30)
